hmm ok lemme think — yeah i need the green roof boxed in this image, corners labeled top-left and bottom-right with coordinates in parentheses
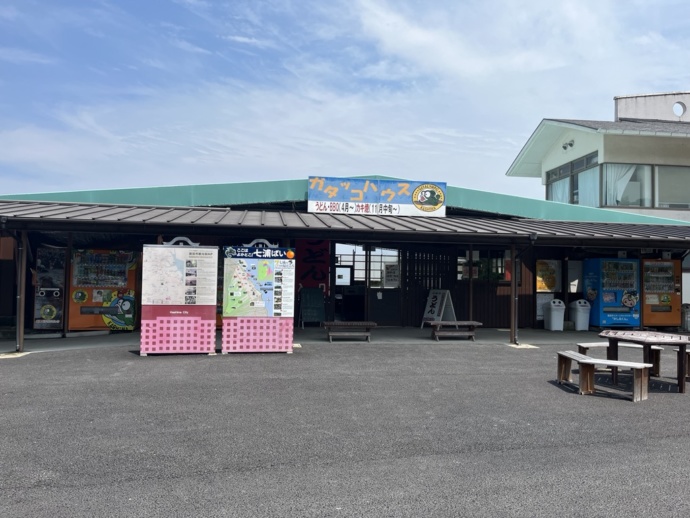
top-left (2, 177), bottom-right (687, 226)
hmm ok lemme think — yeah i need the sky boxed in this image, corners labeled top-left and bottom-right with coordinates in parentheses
top-left (1, 0), bottom-right (690, 199)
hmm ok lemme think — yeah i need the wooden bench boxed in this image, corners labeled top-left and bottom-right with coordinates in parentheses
top-left (426, 321), bottom-right (483, 341)
top-left (557, 350), bottom-right (653, 402)
top-left (577, 342), bottom-right (664, 377)
top-left (322, 321), bottom-right (377, 342)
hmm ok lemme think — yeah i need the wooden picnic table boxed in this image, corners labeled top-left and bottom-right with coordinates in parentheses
top-left (425, 321), bottom-right (483, 341)
top-left (599, 329), bottom-right (690, 393)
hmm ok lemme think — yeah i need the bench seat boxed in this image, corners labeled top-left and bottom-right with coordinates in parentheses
top-left (426, 321), bottom-right (483, 341)
top-left (557, 350), bottom-right (653, 402)
top-left (322, 321), bottom-right (377, 342)
top-left (577, 342), bottom-right (663, 377)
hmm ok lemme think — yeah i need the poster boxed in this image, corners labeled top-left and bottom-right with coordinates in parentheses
top-left (536, 260), bottom-right (561, 292)
top-left (222, 245), bottom-right (296, 318)
top-left (33, 247), bottom-right (67, 330)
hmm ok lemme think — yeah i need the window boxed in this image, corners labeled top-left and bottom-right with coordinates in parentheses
top-left (574, 166), bottom-right (599, 207)
top-left (546, 152), bottom-right (598, 204)
top-left (656, 166), bottom-right (690, 208)
top-left (602, 164), bottom-right (652, 207)
top-left (459, 250), bottom-right (520, 283)
top-left (547, 177), bottom-right (570, 203)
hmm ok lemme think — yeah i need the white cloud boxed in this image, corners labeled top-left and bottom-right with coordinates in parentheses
top-left (221, 35), bottom-right (276, 49)
top-left (170, 38), bottom-right (212, 54)
top-left (0, 47), bottom-right (55, 65)
top-left (2, 0), bottom-right (690, 202)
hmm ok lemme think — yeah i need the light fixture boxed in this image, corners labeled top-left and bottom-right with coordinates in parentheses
top-left (562, 139), bottom-right (574, 150)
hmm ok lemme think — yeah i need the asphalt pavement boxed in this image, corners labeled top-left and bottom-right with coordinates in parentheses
top-left (2, 326), bottom-right (690, 517)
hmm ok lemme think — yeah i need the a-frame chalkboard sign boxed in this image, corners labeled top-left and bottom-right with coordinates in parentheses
top-left (298, 287), bottom-right (326, 328)
top-left (420, 289), bottom-right (456, 328)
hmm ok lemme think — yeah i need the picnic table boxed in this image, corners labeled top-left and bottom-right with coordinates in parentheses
top-left (599, 329), bottom-right (690, 393)
top-left (425, 321), bottom-right (483, 341)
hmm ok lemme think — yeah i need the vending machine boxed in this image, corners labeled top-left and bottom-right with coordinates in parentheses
top-left (641, 259), bottom-right (682, 327)
top-left (68, 249), bottom-right (139, 331)
top-left (583, 258), bottom-right (640, 327)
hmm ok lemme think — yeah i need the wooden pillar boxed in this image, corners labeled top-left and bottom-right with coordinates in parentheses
top-left (62, 232), bottom-right (73, 338)
top-left (510, 244), bottom-right (518, 344)
top-left (468, 245), bottom-right (474, 321)
top-left (15, 231), bottom-right (28, 353)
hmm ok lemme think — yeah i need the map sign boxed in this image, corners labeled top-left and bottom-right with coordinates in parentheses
top-left (142, 246), bottom-right (218, 305)
top-left (222, 246), bottom-right (296, 318)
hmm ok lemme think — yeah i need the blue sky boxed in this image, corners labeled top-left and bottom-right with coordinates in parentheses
top-left (1, 0), bottom-right (689, 198)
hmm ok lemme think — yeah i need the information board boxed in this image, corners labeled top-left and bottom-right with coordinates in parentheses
top-left (142, 246), bottom-right (218, 306)
top-left (222, 245), bottom-right (296, 318)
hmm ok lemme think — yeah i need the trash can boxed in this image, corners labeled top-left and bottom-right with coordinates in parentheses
top-left (543, 299), bottom-right (565, 331)
top-left (682, 304), bottom-right (690, 332)
top-left (569, 299), bottom-right (591, 331)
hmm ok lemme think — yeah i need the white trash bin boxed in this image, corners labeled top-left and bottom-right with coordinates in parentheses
top-left (569, 299), bottom-right (591, 331)
top-left (543, 299), bottom-right (565, 331)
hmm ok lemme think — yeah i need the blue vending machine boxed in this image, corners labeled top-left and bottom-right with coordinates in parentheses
top-left (583, 258), bottom-right (641, 327)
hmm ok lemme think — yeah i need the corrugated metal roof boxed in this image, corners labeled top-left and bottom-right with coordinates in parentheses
top-left (2, 199), bottom-right (690, 249)
top-left (2, 176), bottom-right (686, 227)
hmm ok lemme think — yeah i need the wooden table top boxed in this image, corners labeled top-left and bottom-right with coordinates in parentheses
top-left (599, 329), bottom-right (690, 345)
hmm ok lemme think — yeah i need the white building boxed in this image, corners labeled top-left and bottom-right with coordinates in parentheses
top-left (506, 92), bottom-right (690, 222)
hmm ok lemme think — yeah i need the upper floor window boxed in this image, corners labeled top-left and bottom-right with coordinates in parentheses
top-left (546, 152), bottom-right (598, 205)
top-left (602, 164), bottom-right (652, 207)
top-left (656, 166), bottom-right (690, 208)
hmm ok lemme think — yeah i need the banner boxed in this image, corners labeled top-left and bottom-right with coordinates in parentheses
top-left (308, 177), bottom-right (446, 217)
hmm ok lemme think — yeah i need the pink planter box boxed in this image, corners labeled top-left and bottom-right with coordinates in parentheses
top-left (222, 317), bottom-right (293, 353)
top-left (140, 316), bottom-right (216, 355)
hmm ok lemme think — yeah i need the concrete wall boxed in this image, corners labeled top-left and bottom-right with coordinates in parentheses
top-left (615, 92), bottom-right (690, 122)
top-left (603, 135), bottom-right (690, 166)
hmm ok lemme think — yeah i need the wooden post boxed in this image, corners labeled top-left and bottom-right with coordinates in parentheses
top-left (468, 245), bottom-right (474, 321)
top-left (15, 231), bottom-right (28, 353)
top-left (510, 244), bottom-right (517, 344)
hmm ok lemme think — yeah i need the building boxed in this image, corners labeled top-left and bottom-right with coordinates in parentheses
top-left (506, 91), bottom-right (690, 221)
top-left (2, 177), bottom-right (690, 351)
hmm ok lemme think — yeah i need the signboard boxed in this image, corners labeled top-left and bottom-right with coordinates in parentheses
top-left (142, 246), bottom-right (218, 306)
top-left (383, 264), bottom-right (400, 288)
top-left (308, 176), bottom-right (446, 218)
top-left (420, 289), bottom-right (456, 327)
top-left (536, 260), bottom-right (562, 293)
top-left (298, 287), bottom-right (326, 326)
top-left (222, 246), bottom-right (296, 318)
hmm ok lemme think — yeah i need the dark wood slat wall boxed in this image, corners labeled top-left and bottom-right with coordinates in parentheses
top-left (452, 251), bottom-right (535, 328)
top-left (397, 245), bottom-right (536, 328)
top-left (400, 247), bottom-right (457, 326)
